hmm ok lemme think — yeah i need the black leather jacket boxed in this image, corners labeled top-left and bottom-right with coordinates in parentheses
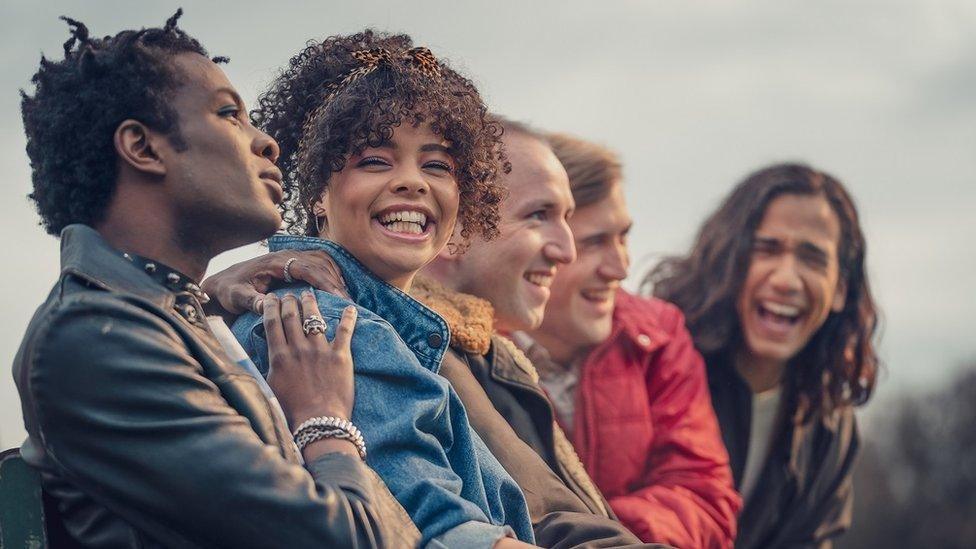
top-left (12, 225), bottom-right (419, 548)
top-left (707, 356), bottom-right (858, 549)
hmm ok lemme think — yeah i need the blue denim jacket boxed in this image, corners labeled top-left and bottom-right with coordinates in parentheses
top-left (232, 235), bottom-right (534, 548)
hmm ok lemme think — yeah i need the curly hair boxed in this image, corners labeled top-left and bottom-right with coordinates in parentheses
top-left (252, 30), bottom-right (505, 243)
top-left (645, 163), bottom-right (879, 417)
top-left (20, 9), bottom-right (224, 236)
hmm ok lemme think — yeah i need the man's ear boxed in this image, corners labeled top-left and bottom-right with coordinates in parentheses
top-left (831, 277), bottom-right (848, 312)
top-left (437, 225), bottom-right (468, 261)
top-left (114, 119), bottom-right (166, 177)
top-left (436, 243), bottom-right (460, 262)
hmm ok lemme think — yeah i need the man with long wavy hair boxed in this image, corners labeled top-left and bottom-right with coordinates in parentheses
top-left (646, 163), bottom-right (880, 548)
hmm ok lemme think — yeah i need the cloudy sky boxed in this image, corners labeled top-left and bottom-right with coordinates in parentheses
top-left (2, 0), bottom-right (974, 448)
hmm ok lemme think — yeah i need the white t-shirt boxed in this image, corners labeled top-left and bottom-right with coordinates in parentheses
top-left (738, 385), bottom-right (783, 503)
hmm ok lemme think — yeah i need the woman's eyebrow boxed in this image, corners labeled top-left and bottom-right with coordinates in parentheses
top-left (420, 143), bottom-right (451, 153)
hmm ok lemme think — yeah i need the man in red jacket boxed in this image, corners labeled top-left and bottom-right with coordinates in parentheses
top-left (521, 133), bottom-right (741, 548)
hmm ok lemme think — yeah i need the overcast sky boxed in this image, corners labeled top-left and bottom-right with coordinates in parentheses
top-left (2, 0), bottom-right (974, 448)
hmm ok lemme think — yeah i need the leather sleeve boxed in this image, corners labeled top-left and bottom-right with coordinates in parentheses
top-left (609, 308), bottom-right (742, 549)
top-left (27, 294), bottom-right (394, 548)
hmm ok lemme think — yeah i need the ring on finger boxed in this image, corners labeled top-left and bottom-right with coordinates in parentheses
top-left (283, 257), bottom-right (298, 284)
top-left (302, 315), bottom-right (327, 336)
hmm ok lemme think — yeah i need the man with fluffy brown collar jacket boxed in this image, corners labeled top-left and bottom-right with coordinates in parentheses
top-left (410, 278), bottom-right (626, 532)
top-left (410, 120), bottom-right (661, 548)
top-left (204, 119), bottom-right (659, 548)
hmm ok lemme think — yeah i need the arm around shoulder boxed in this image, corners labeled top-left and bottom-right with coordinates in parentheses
top-left (28, 294), bottom-right (394, 548)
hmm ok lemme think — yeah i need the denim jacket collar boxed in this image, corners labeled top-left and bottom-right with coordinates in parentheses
top-left (59, 224), bottom-right (176, 310)
top-left (269, 234), bottom-right (450, 371)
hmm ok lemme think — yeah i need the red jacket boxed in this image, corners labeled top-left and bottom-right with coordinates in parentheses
top-left (571, 291), bottom-right (742, 548)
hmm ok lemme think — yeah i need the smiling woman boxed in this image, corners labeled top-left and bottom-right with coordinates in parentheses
top-left (254, 32), bottom-right (504, 246)
top-left (316, 123), bottom-right (459, 289)
top-left (228, 30), bottom-right (535, 549)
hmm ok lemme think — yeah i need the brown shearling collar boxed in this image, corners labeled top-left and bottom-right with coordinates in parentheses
top-left (411, 276), bottom-right (494, 355)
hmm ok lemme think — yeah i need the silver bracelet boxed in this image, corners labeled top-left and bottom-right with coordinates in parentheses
top-left (293, 416), bottom-right (367, 460)
top-left (295, 427), bottom-right (351, 454)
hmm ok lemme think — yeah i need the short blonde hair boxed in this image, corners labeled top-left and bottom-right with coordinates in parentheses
top-left (548, 133), bottom-right (622, 207)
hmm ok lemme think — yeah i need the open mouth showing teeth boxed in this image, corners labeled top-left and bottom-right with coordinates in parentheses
top-left (581, 289), bottom-right (613, 302)
top-left (524, 273), bottom-right (553, 287)
top-left (377, 210), bottom-right (430, 235)
top-left (757, 302), bottom-right (802, 325)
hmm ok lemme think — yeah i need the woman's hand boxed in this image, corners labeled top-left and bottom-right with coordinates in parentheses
top-left (263, 291), bottom-right (357, 428)
top-left (201, 250), bottom-right (348, 319)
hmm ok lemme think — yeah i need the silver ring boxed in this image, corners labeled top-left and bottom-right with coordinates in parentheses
top-left (283, 257), bottom-right (298, 284)
top-left (302, 315), bottom-right (327, 336)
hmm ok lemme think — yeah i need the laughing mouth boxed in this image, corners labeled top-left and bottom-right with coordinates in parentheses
top-left (524, 272), bottom-right (554, 288)
top-left (376, 210), bottom-right (430, 235)
top-left (581, 288), bottom-right (615, 302)
top-left (757, 301), bottom-right (803, 325)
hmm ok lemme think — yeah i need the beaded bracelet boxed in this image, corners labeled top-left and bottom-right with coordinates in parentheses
top-left (293, 416), bottom-right (367, 460)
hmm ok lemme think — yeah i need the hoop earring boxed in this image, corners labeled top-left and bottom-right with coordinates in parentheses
top-left (314, 214), bottom-right (324, 235)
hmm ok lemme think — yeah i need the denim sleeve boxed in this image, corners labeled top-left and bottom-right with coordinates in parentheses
top-left (428, 521), bottom-right (514, 549)
top-left (232, 290), bottom-right (506, 546)
top-left (230, 311), bottom-right (270, 377)
top-left (346, 314), bottom-right (508, 545)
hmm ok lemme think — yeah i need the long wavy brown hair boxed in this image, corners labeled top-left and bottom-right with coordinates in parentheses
top-left (645, 163), bottom-right (879, 417)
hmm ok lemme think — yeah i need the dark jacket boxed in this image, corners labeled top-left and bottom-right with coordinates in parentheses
top-left (707, 355), bottom-right (859, 549)
top-left (413, 277), bottom-right (661, 549)
top-left (12, 225), bottom-right (419, 548)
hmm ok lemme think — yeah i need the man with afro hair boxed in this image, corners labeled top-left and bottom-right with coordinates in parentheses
top-left (13, 11), bottom-right (417, 547)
